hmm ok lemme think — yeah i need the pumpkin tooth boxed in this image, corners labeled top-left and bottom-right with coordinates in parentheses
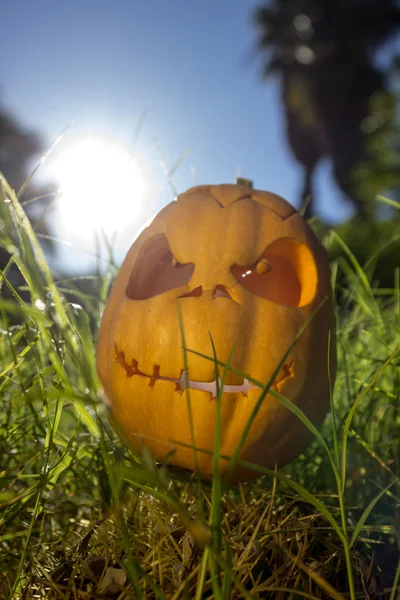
top-left (148, 365), bottom-right (161, 388)
top-left (114, 343), bottom-right (139, 377)
top-left (272, 361), bottom-right (295, 391)
top-left (114, 344), bottom-right (155, 380)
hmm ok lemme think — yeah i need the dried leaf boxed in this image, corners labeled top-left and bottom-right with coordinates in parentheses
top-left (182, 531), bottom-right (194, 564)
top-left (82, 555), bottom-right (106, 577)
top-left (172, 562), bottom-right (185, 589)
top-left (49, 561), bottom-right (73, 584)
top-left (99, 566), bottom-right (127, 595)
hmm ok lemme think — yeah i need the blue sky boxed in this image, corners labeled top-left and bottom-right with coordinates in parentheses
top-left (2, 0), bottom-right (357, 270)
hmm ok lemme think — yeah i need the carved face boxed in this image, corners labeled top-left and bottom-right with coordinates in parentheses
top-left (97, 184), bottom-right (336, 481)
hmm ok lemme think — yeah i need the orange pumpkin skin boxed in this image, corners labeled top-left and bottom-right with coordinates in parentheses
top-left (97, 184), bottom-right (336, 481)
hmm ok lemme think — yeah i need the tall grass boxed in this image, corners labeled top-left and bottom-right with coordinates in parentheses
top-left (0, 170), bottom-right (399, 599)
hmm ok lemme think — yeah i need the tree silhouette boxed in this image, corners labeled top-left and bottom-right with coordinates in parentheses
top-left (0, 104), bottom-right (55, 295)
top-left (0, 112), bottom-right (41, 190)
top-left (254, 0), bottom-right (400, 219)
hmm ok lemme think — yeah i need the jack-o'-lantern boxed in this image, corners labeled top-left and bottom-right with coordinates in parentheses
top-left (96, 183), bottom-right (336, 481)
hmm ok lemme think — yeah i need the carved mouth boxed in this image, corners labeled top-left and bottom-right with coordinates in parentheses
top-left (115, 344), bottom-right (293, 399)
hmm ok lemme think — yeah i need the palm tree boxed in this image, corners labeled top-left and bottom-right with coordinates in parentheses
top-left (254, 0), bottom-right (400, 219)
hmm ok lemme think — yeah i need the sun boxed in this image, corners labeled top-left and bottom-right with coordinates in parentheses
top-left (51, 135), bottom-right (148, 242)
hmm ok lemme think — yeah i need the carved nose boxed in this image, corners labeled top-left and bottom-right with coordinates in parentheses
top-left (213, 285), bottom-right (233, 300)
top-left (178, 285), bottom-right (234, 300)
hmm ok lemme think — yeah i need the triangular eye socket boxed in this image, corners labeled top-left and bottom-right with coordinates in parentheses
top-left (126, 234), bottom-right (194, 300)
top-left (230, 238), bottom-right (317, 307)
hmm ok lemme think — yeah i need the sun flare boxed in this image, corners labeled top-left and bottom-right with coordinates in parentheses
top-left (52, 135), bottom-right (148, 242)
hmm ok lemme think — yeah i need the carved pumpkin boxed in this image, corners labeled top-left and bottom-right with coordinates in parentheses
top-left (97, 184), bottom-right (336, 481)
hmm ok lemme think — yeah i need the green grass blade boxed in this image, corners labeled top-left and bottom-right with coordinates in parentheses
top-left (349, 480), bottom-right (395, 547)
